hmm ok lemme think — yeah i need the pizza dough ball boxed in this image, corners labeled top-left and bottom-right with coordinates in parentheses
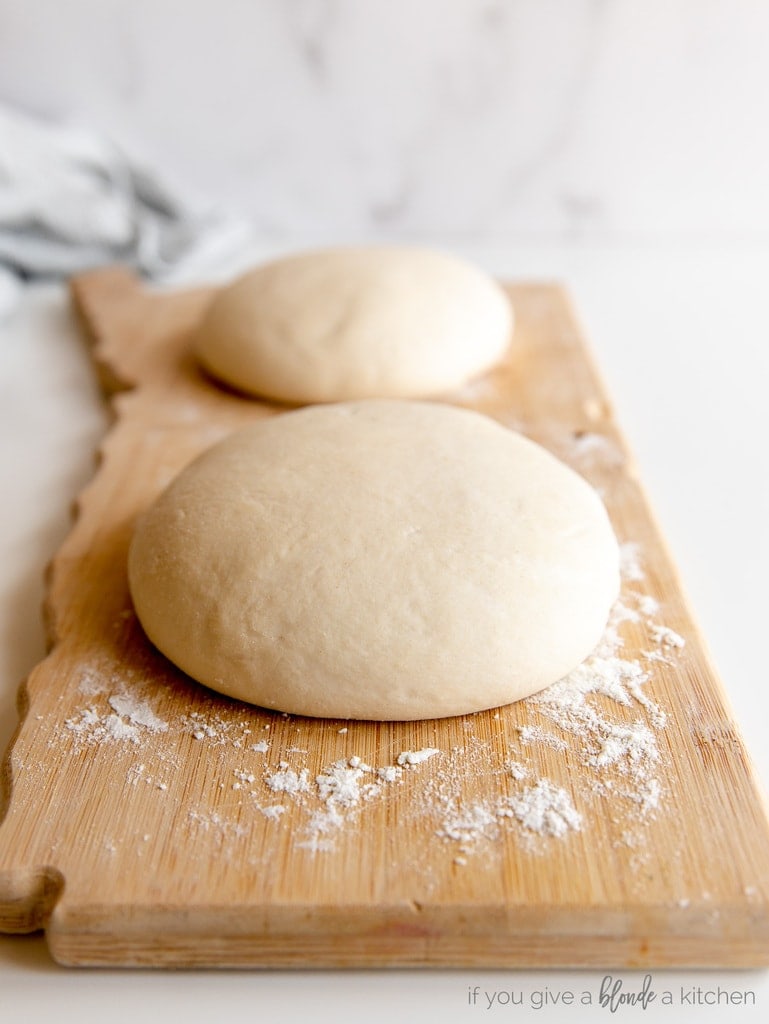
top-left (128, 401), bottom-right (619, 721)
top-left (193, 247), bottom-right (512, 403)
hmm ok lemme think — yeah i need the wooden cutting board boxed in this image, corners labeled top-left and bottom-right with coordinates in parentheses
top-left (1, 267), bottom-right (768, 968)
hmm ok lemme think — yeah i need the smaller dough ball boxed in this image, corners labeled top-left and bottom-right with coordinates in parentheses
top-left (128, 400), bottom-right (620, 721)
top-left (193, 247), bottom-right (512, 404)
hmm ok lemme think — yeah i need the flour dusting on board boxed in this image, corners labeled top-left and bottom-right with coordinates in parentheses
top-left (65, 692), bottom-right (168, 747)
top-left (507, 780), bottom-right (583, 838)
top-left (54, 530), bottom-right (685, 866)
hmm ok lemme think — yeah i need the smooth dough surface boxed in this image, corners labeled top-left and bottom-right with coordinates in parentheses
top-left (128, 401), bottom-right (620, 721)
top-left (193, 247), bottom-right (513, 403)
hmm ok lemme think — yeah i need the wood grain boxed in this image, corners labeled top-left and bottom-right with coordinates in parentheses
top-left (1, 266), bottom-right (768, 968)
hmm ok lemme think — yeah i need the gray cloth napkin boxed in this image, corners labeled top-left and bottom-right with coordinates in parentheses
top-left (0, 102), bottom-right (251, 317)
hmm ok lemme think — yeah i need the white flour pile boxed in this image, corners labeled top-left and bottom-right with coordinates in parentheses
top-left (65, 692), bottom-right (168, 746)
top-left (430, 753), bottom-right (583, 847)
top-left (181, 709), bottom-right (259, 748)
top-left (253, 752), bottom-right (444, 853)
top-left (507, 779), bottom-right (583, 838)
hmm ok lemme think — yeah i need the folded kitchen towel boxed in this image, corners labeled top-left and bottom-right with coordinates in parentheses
top-left (0, 101), bottom-right (251, 318)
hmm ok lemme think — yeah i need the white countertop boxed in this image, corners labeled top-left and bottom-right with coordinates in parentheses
top-left (1, 242), bottom-right (768, 1022)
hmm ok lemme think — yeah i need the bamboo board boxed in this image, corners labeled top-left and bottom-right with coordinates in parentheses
top-left (1, 266), bottom-right (768, 968)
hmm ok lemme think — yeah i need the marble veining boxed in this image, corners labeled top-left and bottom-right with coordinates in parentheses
top-left (0, 0), bottom-right (767, 241)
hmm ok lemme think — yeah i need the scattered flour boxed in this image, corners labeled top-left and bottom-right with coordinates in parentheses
top-left (65, 692), bottom-right (167, 748)
top-left (638, 594), bottom-right (660, 616)
top-left (316, 759), bottom-right (370, 807)
top-left (649, 623), bottom-right (686, 649)
top-left (569, 431), bottom-right (625, 470)
top-left (397, 748), bottom-right (440, 766)
top-left (77, 668), bottom-right (108, 697)
top-left (619, 541), bottom-right (645, 582)
top-left (182, 710), bottom-right (253, 747)
top-left (259, 804), bottom-right (286, 821)
top-left (232, 768), bottom-right (257, 790)
top-left (265, 766), bottom-right (310, 795)
top-left (187, 809), bottom-right (249, 845)
top-left (504, 779), bottom-right (582, 838)
top-left (526, 562), bottom-right (674, 819)
top-left (292, 756), bottom-right (410, 852)
top-left (426, 747), bottom-right (583, 850)
top-left (57, 534), bottom-right (685, 866)
top-left (108, 694), bottom-right (168, 732)
top-left (437, 801), bottom-right (499, 844)
top-left (518, 724), bottom-right (568, 751)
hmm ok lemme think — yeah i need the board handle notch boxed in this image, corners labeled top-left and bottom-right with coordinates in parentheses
top-left (0, 866), bottom-right (64, 933)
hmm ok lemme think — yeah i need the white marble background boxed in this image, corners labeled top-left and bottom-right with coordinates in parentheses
top-left (3, 3), bottom-right (769, 1014)
top-left (1, 0), bottom-right (768, 242)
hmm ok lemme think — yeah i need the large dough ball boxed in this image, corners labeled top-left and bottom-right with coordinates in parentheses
top-left (193, 247), bottom-right (512, 403)
top-left (128, 401), bottom-right (619, 721)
